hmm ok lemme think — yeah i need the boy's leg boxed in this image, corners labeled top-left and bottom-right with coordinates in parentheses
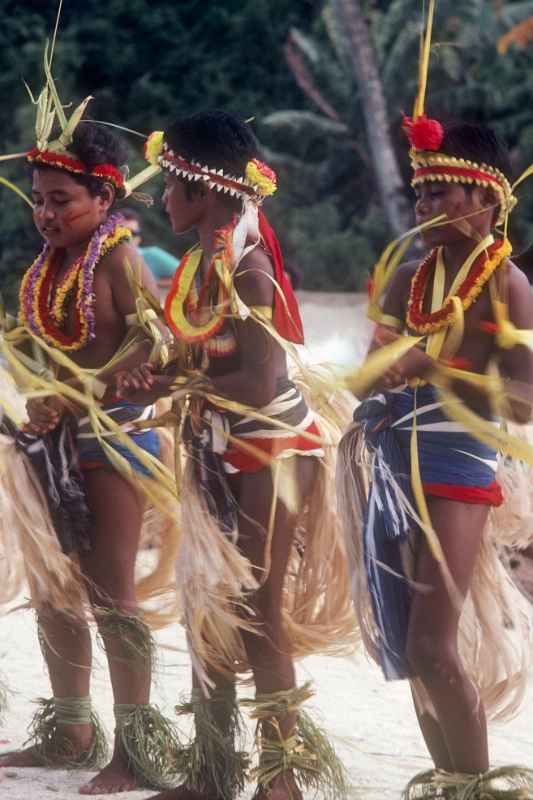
top-left (0, 610), bottom-right (94, 767)
top-left (235, 457), bottom-right (317, 800)
top-left (146, 457), bottom-right (317, 800)
top-left (78, 467), bottom-right (150, 796)
top-left (406, 498), bottom-right (490, 774)
top-left (410, 680), bottom-right (453, 771)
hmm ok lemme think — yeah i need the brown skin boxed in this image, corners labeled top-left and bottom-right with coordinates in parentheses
top-left (371, 181), bottom-right (533, 421)
top-left (0, 169), bottom-right (161, 795)
top-left (134, 173), bottom-right (317, 800)
top-left (365, 180), bottom-right (533, 774)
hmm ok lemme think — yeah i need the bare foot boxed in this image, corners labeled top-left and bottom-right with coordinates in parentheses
top-left (79, 750), bottom-right (138, 795)
top-left (0, 723), bottom-right (93, 768)
top-left (254, 772), bottom-right (303, 800)
top-left (0, 746), bottom-right (45, 768)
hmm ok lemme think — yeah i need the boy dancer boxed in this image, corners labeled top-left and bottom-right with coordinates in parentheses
top-left (122, 110), bottom-right (355, 800)
top-left (0, 116), bottom-right (178, 794)
top-left (339, 86), bottom-right (533, 800)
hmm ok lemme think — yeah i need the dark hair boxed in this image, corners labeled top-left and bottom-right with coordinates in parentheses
top-left (33, 122), bottom-right (128, 200)
top-left (164, 110), bottom-right (259, 204)
top-left (441, 121), bottom-right (512, 180)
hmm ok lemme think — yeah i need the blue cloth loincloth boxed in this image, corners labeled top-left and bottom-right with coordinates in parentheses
top-left (356, 383), bottom-right (500, 680)
top-left (77, 402), bottom-right (160, 478)
top-left (1, 403), bottom-right (160, 556)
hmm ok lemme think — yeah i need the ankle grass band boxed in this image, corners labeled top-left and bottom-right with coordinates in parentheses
top-left (174, 687), bottom-right (248, 800)
top-left (113, 702), bottom-right (181, 790)
top-left (461, 766), bottom-right (533, 800)
top-left (54, 695), bottom-right (92, 726)
top-left (241, 681), bottom-right (315, 721)
top-left (242, 683), bottom-right (348, 800)
top-left (24, 697), bottom-right (108, 769)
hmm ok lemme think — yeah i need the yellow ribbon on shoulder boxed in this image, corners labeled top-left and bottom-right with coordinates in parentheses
top-left (426, 235), bottom-right (494, 361)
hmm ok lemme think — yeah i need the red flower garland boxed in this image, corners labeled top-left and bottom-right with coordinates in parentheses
top-left (407, 239), bottom-right (509, 334)
top-left (38, 251), bottom-right (83, 347)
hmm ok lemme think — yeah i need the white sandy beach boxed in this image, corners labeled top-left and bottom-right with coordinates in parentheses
top-left (1, 608), bottom-right (533, 800)
top-left (1, 293), bottom-right (533, 798)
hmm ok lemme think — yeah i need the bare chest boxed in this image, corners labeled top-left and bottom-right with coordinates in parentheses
top-left (405, 282), bottom-right (496, 371)
top-left (53, 264), bottom-right (126, 368)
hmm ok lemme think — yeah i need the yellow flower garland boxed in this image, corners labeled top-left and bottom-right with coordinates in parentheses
top-left (407, 239), bottom-right (512, 335)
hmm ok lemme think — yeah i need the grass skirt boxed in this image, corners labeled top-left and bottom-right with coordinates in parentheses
top-left (0, 376), bottom-right (180, 624)
top-left (176, 371), bottom-right (358, 689)
top-left (337, 418), bottom-right (533, 722)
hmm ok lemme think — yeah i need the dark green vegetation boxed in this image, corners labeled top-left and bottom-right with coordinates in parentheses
top-left (2, 0), bottom-right (533, 306)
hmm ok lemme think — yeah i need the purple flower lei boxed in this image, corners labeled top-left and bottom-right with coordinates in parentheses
top-left (20, 213), bottom-right (128, 350)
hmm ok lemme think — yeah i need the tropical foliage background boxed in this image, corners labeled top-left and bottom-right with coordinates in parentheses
top-left (2, 0), bottom-right (533, 306)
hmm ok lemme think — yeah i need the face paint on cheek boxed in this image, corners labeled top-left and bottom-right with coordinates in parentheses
top-left (63, 209), bottom-right (92, 227)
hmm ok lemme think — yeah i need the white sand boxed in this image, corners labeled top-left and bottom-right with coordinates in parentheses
top-left (1, 607), bottom-right (533, 799)
top-left (296, 291), bottom-right (372, 368)
top-left (1, 293), bottom-right (533, 798)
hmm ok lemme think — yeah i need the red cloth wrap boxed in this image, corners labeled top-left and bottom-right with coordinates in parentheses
top-left (223, 418), bottom-right (321, 473)
top-left (423, 480), bottom-right (503, 506)
top-left (259, 211), bottom-right (304, 345)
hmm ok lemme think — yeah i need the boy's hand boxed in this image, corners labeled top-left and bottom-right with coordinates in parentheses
top-left (108, 364), bottom-right (176, 404)
top-left (113, 364), bottom-right (155, 399)
top-left (395, 346), bottom-right (433, 381)
top-left (373, 326), bottom-right (433, 388)
top-left (25, 396), bottom-right (68, 435)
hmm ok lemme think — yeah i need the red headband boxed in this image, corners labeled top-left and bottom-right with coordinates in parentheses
top-left (166, 153), bottom-right (257, 198)
top-left (402, 115), bottom-right (516, 224)
top-left (27, 148), bottom-right (126, 193)
top-left (413, 164), bottom-right (505, 192)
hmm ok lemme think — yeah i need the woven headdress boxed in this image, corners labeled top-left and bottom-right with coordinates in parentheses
top-left (144, 125), bottom-right (303, 345)
top-left (401, 0), bottom-right (516, 228)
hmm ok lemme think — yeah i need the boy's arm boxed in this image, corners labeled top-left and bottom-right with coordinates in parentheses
top-left (497, 265), bottom-right (533, 423)
top-left (96, 243), bottom-right (174, 401)
top-left (58, 246), bottom-right (167, 402)
top-left (207, 248), bottom-right (280, 408)
top-left (355, 262), bottom-right (432, 398)
top-left (367, 262), bottom-right (413, 353)
top-left (117, 247), bottom-right (284, 408)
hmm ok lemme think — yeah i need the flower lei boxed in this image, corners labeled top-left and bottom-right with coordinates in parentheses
top-left (407, 238), bottom-right (512, 334)
top-left (165, 238), bottom-right (230, 344)
top-left (164, 224), bottom-right (235, 344)
top-left (19, 214), bottom-right (131, 351)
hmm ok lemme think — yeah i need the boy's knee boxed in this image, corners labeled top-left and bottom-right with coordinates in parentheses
top-left (406, 632), bottom-right (461, 684)
top-left (82, 562), bottom-right (135, 609)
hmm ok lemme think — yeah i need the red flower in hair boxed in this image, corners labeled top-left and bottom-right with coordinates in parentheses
top-left (402, 114), bottom-right (444, 151)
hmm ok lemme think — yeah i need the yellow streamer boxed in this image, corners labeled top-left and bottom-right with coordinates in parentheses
top-left (343, 335), bottom-right (423, 399)
top-left (413, 0), bottom-right (436, 120)
top-left (409, 389), bottom-right (445, 563)
top-left (368, 215), bottom-right (446, 326)
top-left (0, 177), bottom-right (33, 208)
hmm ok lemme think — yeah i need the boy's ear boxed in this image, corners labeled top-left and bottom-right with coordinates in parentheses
top-left (99, 183), bottom-right (116, 210)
